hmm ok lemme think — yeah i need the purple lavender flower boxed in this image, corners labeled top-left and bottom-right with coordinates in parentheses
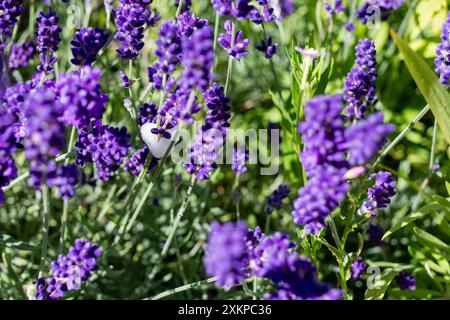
top-left (125, 147), bottom-right (158, 176)
top-left (35, 10), bottom-right (62, 73)
top-left (23, 87), bottom-right (65, 188)
top-left (298, 95), bottom-right (347, 175)
top-left (8, 42), bottom-right (37, 70)
top-left (435, 11), bottom-right (450, 87)
top-left (75, 121), bottom-right (131, 181)
top-left (278, 0), bottom-right (295, 18)
top-left (324, 0), bottom-right (345, 16)
top-left (155, 21), bottom-right (182, 74)
top-left (265, 184), bottom-right (290, 214)
top-left (36, 239), bottom-right (102, 300)
top-left (395, 272), bottom-right (416, 290)
top-left (180, 26), bottom-right (214, 92)
top-left (343, 112), bottom-right (394, 165)
top-left (350, 257), bottom-right (366, 279)
top-left (119, 71), bottom-right (130, 88)
top-left (368, 223), bottom-right (385, 246)
top-left (203, 220), bottom-right (250, 289)
top-left (48, 164), bottom-right (79, 199)
top-left (232, 148), bottom-right (249, 174)
top-left (56, 67), bottom-right (109, 130)
top-left (0, 156), bottom-right (17, 204)
top-left (114, 0), bottom-right (160, 59)
top-left (247, 0), bottom-right (276, 24)
top-left (345, 22), bottom-right (356, 32)
top-left (356, 0), bottom-right (405, 25)
top-left (70, 27), bottom-right (109, 66)
top-left (211, 0), bottom-right (255, 20)
top-left (292, 166), bottom-right (349, 234)
top-left (0, 112), bottom-right (18, 204)
top-left (0, 0), bottom-right (24, 45)
top-left (256, 37), bottom-right (278, 59)
top-left (183, 83), bottom-right (231, 180)
top-left (203, 82), bottom-right (232, 130)
top-left (160, 89), bottom-right (202, 124)
top-left (138, 102), bottom-right (158, 126)
top-left (218, 20), bottom-right (248, 61)
top-left (253, 232), bottom-right (343, 300)
top-left (364, 171), bottom-right (396, 215)
top-left (344, 39), bottom-right (377, 119)
top-left (177, 11), bottom-right (208, 38)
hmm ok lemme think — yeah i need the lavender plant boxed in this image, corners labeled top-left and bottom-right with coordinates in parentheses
top-left (0, 0), bottom-right (449, 303)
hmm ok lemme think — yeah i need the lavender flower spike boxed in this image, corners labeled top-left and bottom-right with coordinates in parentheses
top-left (363, 171), bottom-right (396, 215)
top-left (35, 10), bottom-right (62, 73)
top-left (344, 39), bottom-right (377, 119)
top-left (435, 11), bottom-right (450, 87)
top-left (8, 42), bottom-right (37, 70)
top-left (203, 221), bottom-right (250, 289)
top-left (70, 27), bottom-right (109, 66)
top-left (395, 272), bottom-right (416, 291)
top-left (0, 0), bottom-right (24, 45)
top-left (180, 26), bottom-right (214, 93)
top-left (256, 37), bottom-right (278, 59)
top-left (36, 239), bottom-right (102, 300)
top-left (218, 20), bottom-right (249, 61)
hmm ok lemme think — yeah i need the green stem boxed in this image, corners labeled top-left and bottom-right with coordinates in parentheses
top-left (373, 105), bottom-right (430, 167)
top-left (38, 185), bottom-right (50, 277)
top-left (224, 22), bottom-right (236, 95)
top-left (149, 277), bottom-right (217, 300)
top-left (175, 0), bottom-right (184, 17)
top-left (161, 174), bottom-right (197, 257)
top-left (58, 127), bottom-right (77, 253)
top-left (213, 11), bottom-right (220, 69)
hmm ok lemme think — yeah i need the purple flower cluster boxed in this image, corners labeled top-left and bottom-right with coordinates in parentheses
top-left (36, 239), bottom-right (102, 300)
top-left (395, 272), bottom-right (416, 291)
top-left (435, 11), bottom-right (450, 87)
top-left (160, 89), bottom-right (202, 124)
top-left (154, 21), bottom-right (182, 77)
top-left (177, 11), bottom-right (208, 39)
top-left (293, 166), bottom-right (349, 234)
top-left (203, 223), bottom-right (342, 299)
top-left (49, 164), bottom-right (79, 199)
top-left (278, 0), bottom-right (295, 19)
top-left (265, 184), bottom-right (290, 214)
top-left (0, 0), bottom-right (24, 45)
top-left (183, 83), bottom-right (231, 180)
top-left (0, 112), bottom-right (19, 204)
top-left (253, 232), bottom-right (343, 300)
top-left (350, 257), bottom-right (366, 279)
top-left (125, 146), bottom-right (158, 176)
top-left (23, 87), bottom-right (66, 188)
top-left (232, 148), bottom-right (249, 174)
top-left (71, 27), bottom-right (109, 66)
top-left (180, 26), bottom-right (214, 92)
top-left (114, 0), bottom-right (160, 59)
top-left (35, 10), bottom-right (62, 73)
top-left (218, 21), bottom-right (249, 61)
top-left (344, 39), bottom-right (377, 119)
top-left (75, 121), bottom-right (131, 181)
top-left (324, 0), bottom-right (345, 16)
top-left (56, 66), bottom-right (109, 130)
top-left (292, 95), bottom-right (394, 234)
top-left (344, 112), bottom-right (394, 165)
top-left (363, 171), bottom-right (396, 215)
top-left (211, 0), bottom-right (276, 24)
top-left (256, 37), bottom-right (278, 59)
top-left (8, 42), bottom-right (37, 70)
top-left (356, 0), bottom-right (405, 25)
top-left (203, 221), bottom-right (250, 289)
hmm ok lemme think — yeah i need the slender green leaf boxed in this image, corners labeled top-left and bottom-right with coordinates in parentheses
top-left (0, 234), bottom-right (37, 251)
top-left (413, 227), bottom-right (450, 252)
top-left (446, 181), bottom-right (450, 197)
top-left (391, 30), bottom-right (450, 144)
top-left (382, 203), bottom-right (442, 239)
top-left (365, 268), bottom-right (398, 300)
